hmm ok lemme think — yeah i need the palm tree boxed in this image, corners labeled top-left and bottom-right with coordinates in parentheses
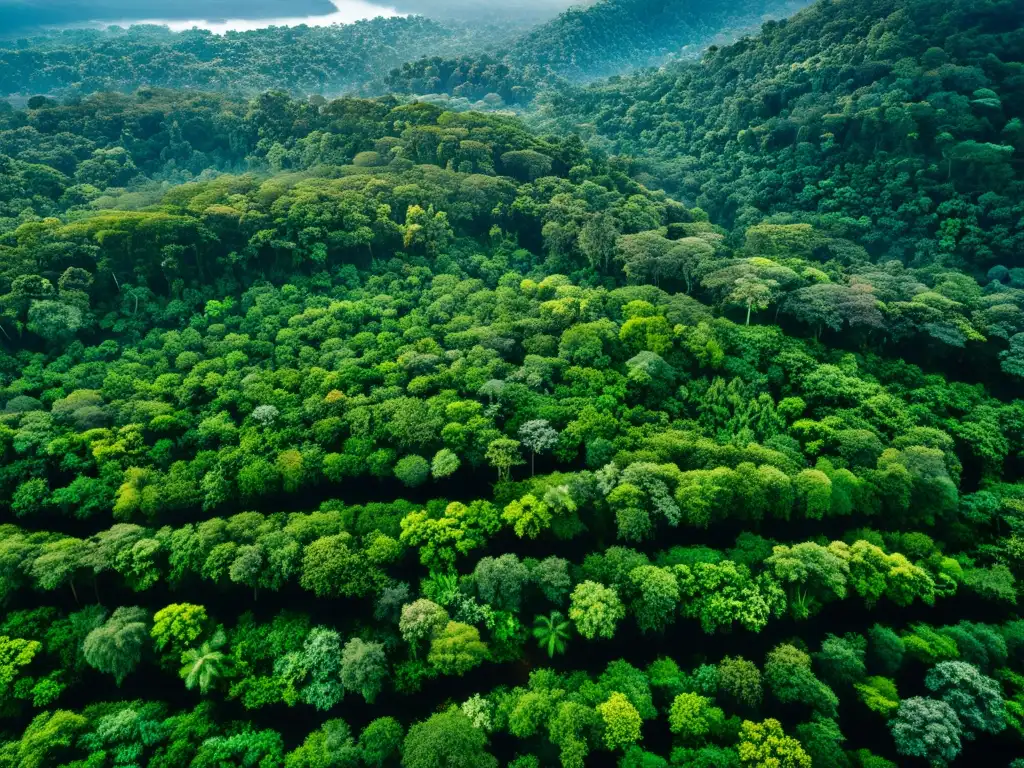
top-left (532, 611), bottom-right (571, 658)
top-left (179, 629), bottom-right (231, 694)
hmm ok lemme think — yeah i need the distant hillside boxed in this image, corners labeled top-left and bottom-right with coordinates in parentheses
top-left (0, 0), bottom-right (818, 107)
top-left (506, 0), bottom-right (812, 81)
top-left (0, 18), bottom-right (499, 97)
top-left (543, 0), bottom-right (1024, 272)
top-left (382, 0), bottom-right (813, 108)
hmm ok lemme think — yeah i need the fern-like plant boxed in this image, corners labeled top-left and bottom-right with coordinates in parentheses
top-left (179, 629), bottom-right (232, 694)
top-left (532, 611), bottom-right (571, 658)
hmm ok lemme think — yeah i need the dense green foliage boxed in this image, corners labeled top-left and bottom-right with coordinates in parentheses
top-left (0, 20), bottom-right (503, 98)
top-left (385, 55), bottom-right (547, 108)
top-left (506, 0), bottom-right (811, 81)
top-left (545, 0), bottom-right (1024, 270)
top-left (0, 0), bottom-right (813, 109)
top-left (0, 0), bottom-right (1023, 766)
top-left (382, 0), bottom-right (813, 109)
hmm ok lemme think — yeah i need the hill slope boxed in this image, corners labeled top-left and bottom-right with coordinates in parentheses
top-left (0, 0), bottom-right (814, 103)
top-left (0, 18), bottom-right (511, 97)
top-left (507, 0), bottom-right (812, 80)
top-left (543, 0), bottom-right (1024, 270)
top-left (381, 0), bottom-right (814, 108)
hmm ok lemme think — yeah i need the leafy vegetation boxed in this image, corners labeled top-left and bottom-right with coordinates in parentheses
top-left (0, 0), bottom-right (1022, 766)
top-left (0, 19), bottom-right (504, 98)
top-left (383, 0), bottom-right (813, 108)
top-left (544, 0), bottom-right (1024, 271)
top-left (506, 0), bottom-right (812, 81)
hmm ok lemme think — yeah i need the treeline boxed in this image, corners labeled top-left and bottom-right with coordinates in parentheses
top-left (0, 0), bottom-right (819, 111)
top-left (0, 496), bottom-right (960, 626)
top-left (0, 0), bottom-right (809, 102)
top-left (384, 55), bottom-right (548, 108)
top-left (0, 18), bottom-right (501, 98)
top-left (0, 88), bottom-right (578, 226)
top-left (504, 0), bottom-right (812, 81)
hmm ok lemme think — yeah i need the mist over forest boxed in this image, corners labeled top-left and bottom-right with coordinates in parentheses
top-left (0, 0), bottom-right (582, 35)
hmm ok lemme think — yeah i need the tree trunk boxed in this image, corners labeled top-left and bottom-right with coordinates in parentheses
top-left (745, 303), bottom-right (752, 326)
top-left (70, 579), bottom-right (80, 606)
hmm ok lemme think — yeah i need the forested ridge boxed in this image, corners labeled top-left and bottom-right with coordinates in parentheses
top-left (502, 0), bottom-right (813, 82)
top-left (381, 0), bottom-right (812, 108)
top-left (0, 20), bottom-right (513, 99)
top-left (542, 0), bottom-right (1024, 269)
top-left (0, 0), bottom-right (1023, 767)
top-left (0, 0), bottom-right (811, 105)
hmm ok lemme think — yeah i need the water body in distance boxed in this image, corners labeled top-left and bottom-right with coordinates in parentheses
top-left (0, 0), bottom-right (399, 35)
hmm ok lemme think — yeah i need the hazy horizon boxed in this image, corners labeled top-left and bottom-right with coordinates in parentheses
top-left (92, 0), bottom-right (402, 35)
top-left (0, 0), bottom-right (581, 35)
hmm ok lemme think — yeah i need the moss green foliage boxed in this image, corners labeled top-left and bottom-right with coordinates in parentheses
top-left (427, 621), bottom-right (489, 675)
top-left (669, 692), bottom-right (724, 743)
top-left (81, 607), bottom-right (149, 685)
top-left (569, 580), bottom-right (626, 639)
top-left (403, 709), bottom-right (497, 768)
top-left (737, 718), bottom-right (811, 768)
top-left (597, 691), bottom-right (642, 750)
top-left (855, 676), bottom-right (901, 718)
top-left (150, 603), bottom-right (207, 657)
top-left (0, 0), bottom-right (1022, 765)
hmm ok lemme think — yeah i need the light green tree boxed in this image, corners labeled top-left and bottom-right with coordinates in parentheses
top-left (737, 718), bottom-right (811, 768)
top-left (597, 692), bottom-right (642, 750)
top-left (569, 581), bottom-right (625, 640)
top-left (428, 622), bottom-right (488, 676)
top-left (83, 607), bottom-right (148, 685)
